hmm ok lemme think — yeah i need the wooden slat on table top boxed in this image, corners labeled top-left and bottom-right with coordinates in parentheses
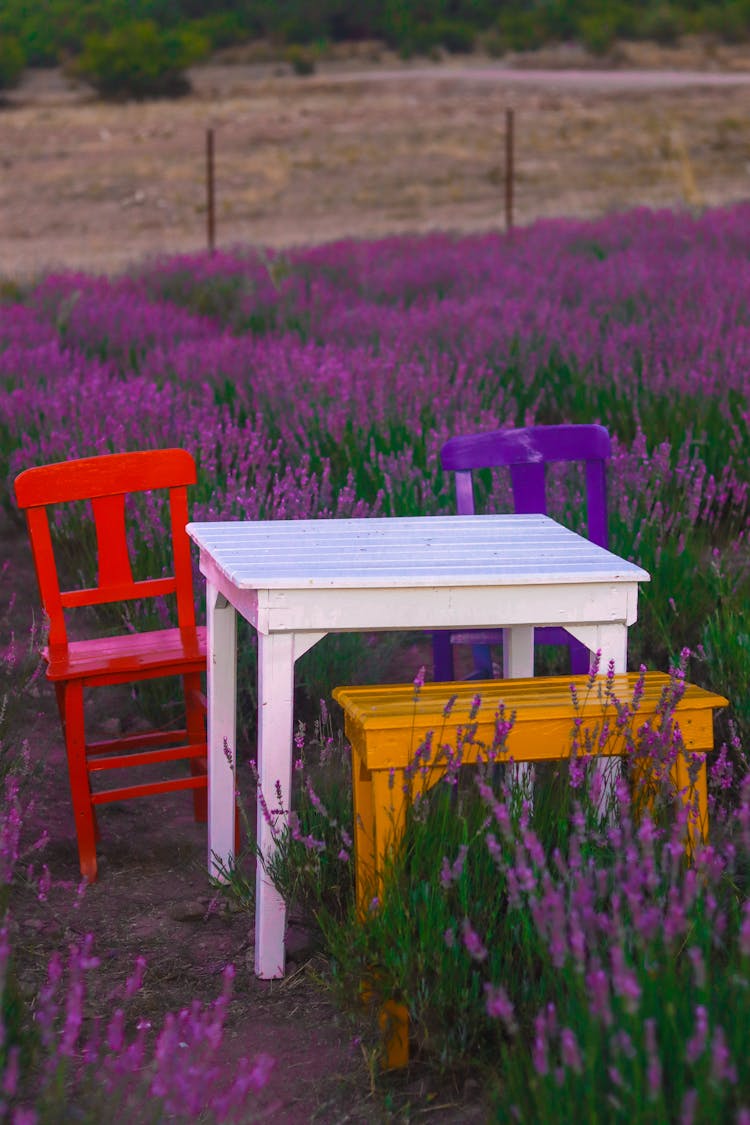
top-left (187, 514), bottom-right (650, 589)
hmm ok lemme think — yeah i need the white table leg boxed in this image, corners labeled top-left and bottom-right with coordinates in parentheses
top-left (255, 631), bottom-right (295, 980)
top-left (502, 627), bottom-right (535, 790)
top-left (502, 626), bottom-right (534, 678)
top-left (565, 623), bottom-right (628, 675)
top-left (595, 625), bottom-right (628, 675)
top-left (566, 623), bottom-right (629, 815)
top-left (206, 582), bottom-right (237, 878)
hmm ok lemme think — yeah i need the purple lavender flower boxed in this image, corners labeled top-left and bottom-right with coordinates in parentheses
top-left (484, 982), bottom-right (517, 1034)
top-left (560, 1027), bottom-right (583, 1075)
top-left (460, 917), bottom-right (487, 962)
top-left (443, 693), bottom-right (458, 718)
top-left (680, 1089), bottom-right (698, 1125)
top-left (440, 844), bottom-right (468, 888)
top-left (685, 1005), bottom-right (709, 1065)
top-left (610, 945), bottom-right (641, 1014)
top-left (531, 1011), bottom-right (549, 1077)
top-left (710, 1025), bottom-right (737, 1085)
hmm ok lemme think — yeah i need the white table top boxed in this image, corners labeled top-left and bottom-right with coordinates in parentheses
top-left (195, 511), bottom-right (650, 980)
top-left (187, 514), bottom-right (650, 590)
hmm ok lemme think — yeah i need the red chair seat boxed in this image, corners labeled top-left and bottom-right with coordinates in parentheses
top-left (45, 625), bottom-right (206, 683)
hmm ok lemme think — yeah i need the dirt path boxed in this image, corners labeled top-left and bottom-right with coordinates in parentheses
top-left (325, 64), bottom-right (750, 88)
top-left (2, 47), bottom-right (750, 279)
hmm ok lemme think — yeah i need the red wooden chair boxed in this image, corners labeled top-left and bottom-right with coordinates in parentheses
top-left (14, 448), bottom-right (208, 882)
top-left (433, 424), bottom-right (611, 681)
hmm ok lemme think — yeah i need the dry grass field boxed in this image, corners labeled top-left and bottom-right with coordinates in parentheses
top-left (2, 38), bottom-right (750, 278)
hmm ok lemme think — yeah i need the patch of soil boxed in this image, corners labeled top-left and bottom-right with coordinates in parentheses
top-left (2, 41), bottom-right (750, 279)
top-left (1, 504), bottom-right (487, 1121)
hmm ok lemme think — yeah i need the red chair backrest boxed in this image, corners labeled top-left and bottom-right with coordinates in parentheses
top-left (440, 423), bottom-right (610, 547)
top-left (14, 449), bottom-right (198, 650)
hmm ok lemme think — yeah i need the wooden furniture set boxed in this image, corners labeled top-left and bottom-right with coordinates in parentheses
top-left (12, 429), bottom-right (729, 1068)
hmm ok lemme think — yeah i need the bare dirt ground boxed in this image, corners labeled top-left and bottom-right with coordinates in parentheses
top-left (2, 37), bottom-right (750, 279)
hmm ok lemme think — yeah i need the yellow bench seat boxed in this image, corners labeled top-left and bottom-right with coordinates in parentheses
top-left (333, 672), bottom-right (728, 916)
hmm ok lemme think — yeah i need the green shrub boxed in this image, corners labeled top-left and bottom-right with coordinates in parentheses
top-left (189, 12), bottom-right (254, 50)
top-left (284, 43), bottom-right (316, 76)
top-left (431, 19), bottom-right (476, 53)
top-left (74, 20), bottom-right (209, 101)
top-left (539, 0), bottom-right (578, 41)
top-left (638, 4), bottom-right (682, 45)
top-left (0, 36), bottom-right (24, 91)
top-left (277, 13), bottom-right (321, 45)
top-left (10, 13), bottom-right (58, 67)
top-left (579, 13), bottom-right (617, 56)
top-left (495, 10), bottom-right (547, 52)
top-left (696, 0), bottom-right (750, 44)
top-left (483, 28), bottom-right (506, 57)
top-left (579, 1), bottom-right (640, 53)
top-left (396, 22), bottom-right (438, 57)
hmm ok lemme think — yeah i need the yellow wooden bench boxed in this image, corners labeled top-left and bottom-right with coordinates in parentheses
top-left (333, 672), bottom-right (728, 916)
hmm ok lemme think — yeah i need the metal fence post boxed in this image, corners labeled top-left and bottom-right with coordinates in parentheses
top-left (206, 127), bottom-right (216, 254)
top-left (505, 108), bottom-right (514, 233)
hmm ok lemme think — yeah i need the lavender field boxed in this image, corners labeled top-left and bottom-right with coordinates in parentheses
top-left (3, 203), bottom-right (749, 696)
top-left (2, 203), bottom-right (750, 1119)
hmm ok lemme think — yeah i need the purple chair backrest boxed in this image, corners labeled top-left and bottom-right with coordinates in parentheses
top-left (440, 423), bottom-right (611, 548)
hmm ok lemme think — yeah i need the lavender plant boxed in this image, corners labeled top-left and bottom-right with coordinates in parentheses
top-left (3, 207), bottom-right (748, 718)
top-left (220, 702), bottom-right (356, 926)
top-left (268, 664), bottom-right (749, 1119)
top-left (0, 577), bottom-right (275, 1122)
top-left (0, 756), bottom-right (275, 1123)
top-left (2, 205), bottom-right (750, 1111)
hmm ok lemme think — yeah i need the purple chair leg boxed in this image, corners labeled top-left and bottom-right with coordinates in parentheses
top-left (569, 639), bottom-right (592, 676)
top-left (469, 644), bottom-right (493, 679)
top-left (432, 632), bottom-right (454, 681)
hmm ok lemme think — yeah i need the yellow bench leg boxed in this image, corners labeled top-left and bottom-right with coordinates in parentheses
top-left (352, 760), bottom-right (410, 917)
top-left (378, 999), bottom-right (410, 1069)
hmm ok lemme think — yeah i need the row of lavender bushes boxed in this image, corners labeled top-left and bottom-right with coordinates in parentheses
top-left (2, 205), bottom-right (749, 723)
top-left (1, 203), bottom-right (749, 1111)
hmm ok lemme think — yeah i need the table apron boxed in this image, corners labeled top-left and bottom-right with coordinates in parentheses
top-left (253, 582), bottom-right (640, 633)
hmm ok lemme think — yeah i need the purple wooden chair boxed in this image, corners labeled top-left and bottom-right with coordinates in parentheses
top-left (433, 423), bottom-right (611, 681)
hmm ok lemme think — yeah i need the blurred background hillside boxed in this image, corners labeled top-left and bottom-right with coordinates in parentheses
top-left (3, 3), bottom-right (750, 277)
top-left (3, 0), bottom-right (750, 92)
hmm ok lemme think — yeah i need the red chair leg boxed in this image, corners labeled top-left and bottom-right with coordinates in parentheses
top-left (61, 683), bottom-right (98, 882)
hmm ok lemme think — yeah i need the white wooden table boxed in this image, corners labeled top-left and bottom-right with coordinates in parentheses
top-left (187, 513), bottom-right (650, 979)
